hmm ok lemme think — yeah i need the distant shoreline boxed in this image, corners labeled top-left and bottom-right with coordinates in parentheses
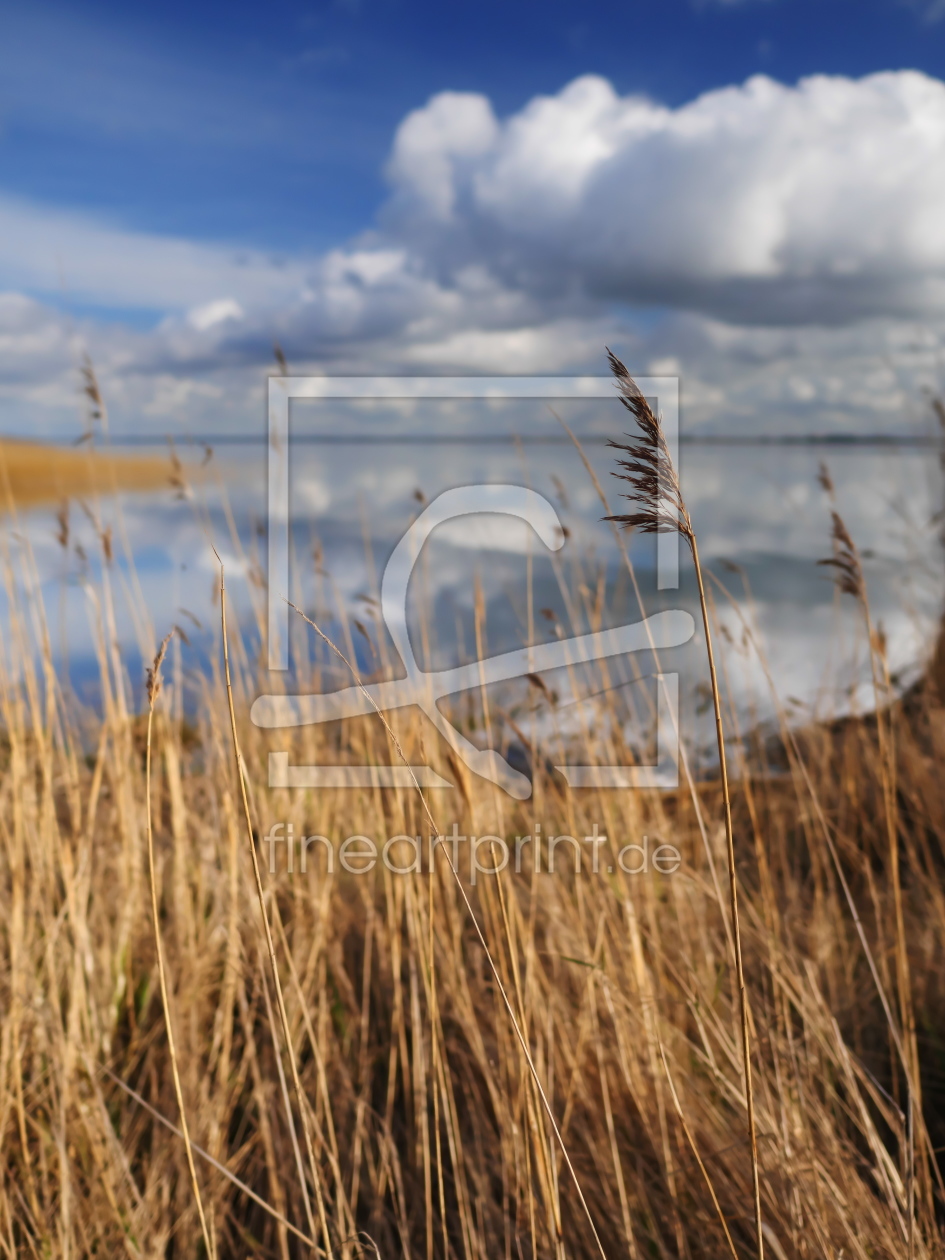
top-left (0, 438), bottom-right (172, 508)
top-left (83, 431), bottom-right (945, 447)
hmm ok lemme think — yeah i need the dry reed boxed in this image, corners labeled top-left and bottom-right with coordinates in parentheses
top-left (605, 349), bottom-right (763, 1260)
top-left (144, 630), bottom-right (215, 1257)
top-left (0, 373), bottom-right (943, 1260)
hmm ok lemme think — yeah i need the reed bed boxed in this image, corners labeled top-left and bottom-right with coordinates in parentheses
top-left (1, 410), bottom-right (944, 1260)
top-left (0, 439), bottom-right (171, 510)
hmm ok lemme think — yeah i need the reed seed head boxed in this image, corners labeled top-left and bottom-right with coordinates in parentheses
top-left (55, 501), bottom-right (69, 550)
top-left (817, 509), bottom-right (865, 600)
top-left (817, 461), bottom-right (835, 499)
top-left (603, 349), bottom-right (692, 545)
top-left (146, 631), bottom-right (174, 709)
top-left (81, 356), bottom-right (104, 423)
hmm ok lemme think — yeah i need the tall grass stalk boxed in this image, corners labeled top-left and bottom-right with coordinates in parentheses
top-left (819, 503), bottom-right (927, 1249)
top-left (605, 350), bottom-right (764, 1260)
top-left (100, 1062), bottom-right (319, 1249)
top-left (144, 631), bottom-right (215, 1259)
top-left (217, 556), bottom-right (332, 1257)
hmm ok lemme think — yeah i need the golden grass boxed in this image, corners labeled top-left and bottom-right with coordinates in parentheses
top-left (0, 438), bottom-right (171, 509)
top-left (0, 428), bottom-right (944, 1259)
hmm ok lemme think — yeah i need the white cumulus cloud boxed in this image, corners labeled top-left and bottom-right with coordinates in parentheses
top-left (383, 70), bottom-right (945, 324)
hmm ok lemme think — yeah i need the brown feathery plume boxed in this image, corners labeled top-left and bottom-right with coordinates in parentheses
top-left (167, 438), bottom-right (188, 501)
top-left (818, 510), bottom-right (865, 600)
top-left (80, 355), bottom-right (109, 440)
top-left (817, 461), bottom-right (836, 499)
top-left (55, 501), bottom-right (69, 550)
top-left (605, 348), bottom-right (765, 1260)
top-left (605, 350), bottom-right (691, 541)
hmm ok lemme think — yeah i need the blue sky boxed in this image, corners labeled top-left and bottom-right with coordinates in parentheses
top-left (4, 0), bottom-right (944, 256)
top-left (2, 0), bottom-right (945, 436)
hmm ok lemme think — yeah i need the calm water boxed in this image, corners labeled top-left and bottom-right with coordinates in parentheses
top-left (7, 404), bottom-right (944, 765)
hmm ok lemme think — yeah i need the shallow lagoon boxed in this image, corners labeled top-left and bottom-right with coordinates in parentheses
top-left (6, 397), bottom-right (944, 769)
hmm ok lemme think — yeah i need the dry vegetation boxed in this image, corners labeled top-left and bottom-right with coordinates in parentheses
top-left (0, 359), bottom-right (171, 512)
top-left (1, 386), bottom-right (945, 1259)
top-left (0, 439), bottom-right (171, 510)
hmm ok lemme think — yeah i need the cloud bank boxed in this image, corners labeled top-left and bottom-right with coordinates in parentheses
top-left (385, 70), bottom-right (945, 325)
top-left (3, 69), bottom-right (945, 435)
